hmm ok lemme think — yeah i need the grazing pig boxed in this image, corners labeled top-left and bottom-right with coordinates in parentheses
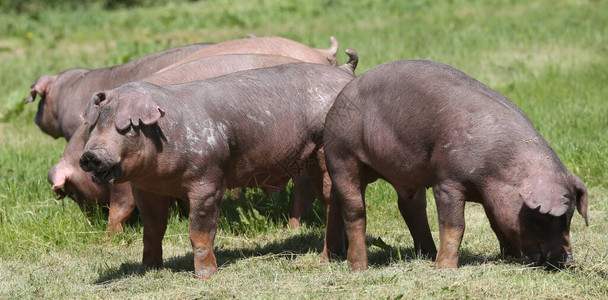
top-left (323, 60), bottom-right (588, 271)
top-left (48, 125), bottom-right (136, 236)
top-left (155, 36), bottom-right (339, 73)
top-left (26, 43), bottom-right (213, 140)
top-left (49, 54), bottom-right (313, 235)
top-left (79, 50), bottom-right (358, 278)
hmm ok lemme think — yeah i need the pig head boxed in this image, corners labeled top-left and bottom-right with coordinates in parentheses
top-left (483, 170), bottom-right (588, 266)
top-left (79, 90), bottom-right (165, 186)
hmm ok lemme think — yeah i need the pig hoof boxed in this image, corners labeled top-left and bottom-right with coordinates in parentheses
top-left (287, 218), bottom-right (301, 229)
top-left (321, 248), bottom-right (341, 261)
top-left (348, 260), bottom-right (369, 272)
top-left (435, 261), bottom-right (458, 269)
top-left (196, 267), bottom-right (217, 279)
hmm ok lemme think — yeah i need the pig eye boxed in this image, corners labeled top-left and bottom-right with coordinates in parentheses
top-left (123, 125), bottom-right (139, 138)
top-left (87, 122), bottom-right (96, 135)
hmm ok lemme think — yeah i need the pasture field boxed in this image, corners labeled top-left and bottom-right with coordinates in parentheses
top-left (1, 0), bottom-right (607, 298)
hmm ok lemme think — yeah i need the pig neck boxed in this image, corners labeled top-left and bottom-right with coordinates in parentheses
top-left (484, 140), bottom-right (569, 194)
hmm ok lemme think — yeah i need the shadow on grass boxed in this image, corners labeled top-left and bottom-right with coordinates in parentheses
top-left (94, 233), bottom-right (543, 284)
top-left (94, 179), bottom-right (330, 283)
top-left (365, 236), bottom-right (536, 268)
top-left (94, 230), bottom-right (325, 283)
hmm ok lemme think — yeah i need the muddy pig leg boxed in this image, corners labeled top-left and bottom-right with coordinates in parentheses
top-left (105, 183), bottom-right (137, 237)
top-left (323, 151), bottom-right (369, 271)
top-left (433, 181), bottom-right (466, 269)
top-left (188, 179), bottom-right (225, 280)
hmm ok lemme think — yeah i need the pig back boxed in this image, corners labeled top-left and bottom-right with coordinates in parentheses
top-left (154, 63), bottom-right (355, 185)
top-left (142, 54), bottom-right (302, 86)
top-left (326, 60), bottom-right (548, 184)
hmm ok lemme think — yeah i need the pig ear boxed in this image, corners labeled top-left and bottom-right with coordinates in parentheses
top-left (83, 91), bottom-right (106, 125)
top-left (568, 173), bottom-right (589, 226)
top-left (48, 165), bottom-right (69, 200)
top-left (25, 75), bottom-right (57, 104)
top-left (115, 91), bottom-right (165, 131)
top-left (520, 177), bottom-right (572, 217)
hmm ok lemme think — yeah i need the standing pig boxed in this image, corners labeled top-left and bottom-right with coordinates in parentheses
top-left (48, 54), bottom-right (316, 234)
top-left (155, 36), bottom-right (339, 73)
top-left (26, 43), bottom-right (214, 140)
top-left (78, 50), bottom-right (358, 278)
top-left (323, 60), bottom-right (588, 270)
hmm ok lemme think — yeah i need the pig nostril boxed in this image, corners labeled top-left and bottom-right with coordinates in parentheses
top-left (80, 151), bottom-right (101, 172)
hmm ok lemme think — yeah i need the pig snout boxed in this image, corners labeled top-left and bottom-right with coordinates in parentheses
top-left (546, 250), bottom-right (576, 270)
top-left (530, 247), bottom-right (575, 270)
top-left (80, 150), bottom-right (103, 173)
top-left (79, 149), bottom-right (121, 185)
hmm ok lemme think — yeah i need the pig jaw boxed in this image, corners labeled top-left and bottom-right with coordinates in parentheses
top-left (518, 207), bottom-right (575, 269)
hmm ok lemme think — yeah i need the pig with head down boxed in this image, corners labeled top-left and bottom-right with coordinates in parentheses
top-left (48, 53), bottom-right (319, 235)
top-left (48, 125), bottom-right (136, 235)
top-left (79, 50), bottom-right (359, 278)
top-left (322, 60), bottom-right (588, 271)
top-left (26, 43), bottom-right (214, 140)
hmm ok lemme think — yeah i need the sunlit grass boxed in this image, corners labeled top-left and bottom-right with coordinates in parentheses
top-left (1, 0), bottom-right (607, 298)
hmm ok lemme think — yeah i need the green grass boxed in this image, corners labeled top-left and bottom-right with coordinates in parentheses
top-left (1, 0), bottom-right (607, 298)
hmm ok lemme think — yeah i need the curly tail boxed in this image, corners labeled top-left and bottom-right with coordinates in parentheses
top-left (315, 36), bottom-right (339, 66)
top-left (339, 49), bottom-right (358, 75)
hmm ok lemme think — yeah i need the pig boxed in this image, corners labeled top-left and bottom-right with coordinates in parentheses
top-left (26, 43), bottom-right (214, 141)
top-left (155, 36), bottom-right (339, 73)
top-left (48, 124), bottom-right (136, 235)
top-left (78, 50), bottom-right (358, 278)
top-left (322, 60), bottom-right (588, 271)
top-left (48, 54), bottom-right (317, 235)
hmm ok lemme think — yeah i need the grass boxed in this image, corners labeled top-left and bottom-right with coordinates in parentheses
top-left (1, 0), bottom-right (607, 298)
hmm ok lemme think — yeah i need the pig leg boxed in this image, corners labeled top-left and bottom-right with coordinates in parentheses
top-left (306, 149), bottom-right (346, 261)
top-left (288, 172), bottom-right (316, 228)
top-left (133, 188), bottom-right (170, 268)
top-left (105, 183), bottom-right (136, 237)
top-left (323, 153), bottom-right (368, 270)
top-left (188, 180), bottom-right (226, 280)
top-left (393, 186), bottom-right (437, 258)
top-left (433, 181), bottom-right (466, 269)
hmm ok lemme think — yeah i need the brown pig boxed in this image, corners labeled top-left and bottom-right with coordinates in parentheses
top-left (322, 60), bottom-right (588, 271)
top-left (26, 43), bottom-right (214, 141)
top-left (155, 36), bottom-right (339, 73)
top-left (79, 51), bottom-right (358, 278)
top-left (49, 54), bottom-right (317, 235)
